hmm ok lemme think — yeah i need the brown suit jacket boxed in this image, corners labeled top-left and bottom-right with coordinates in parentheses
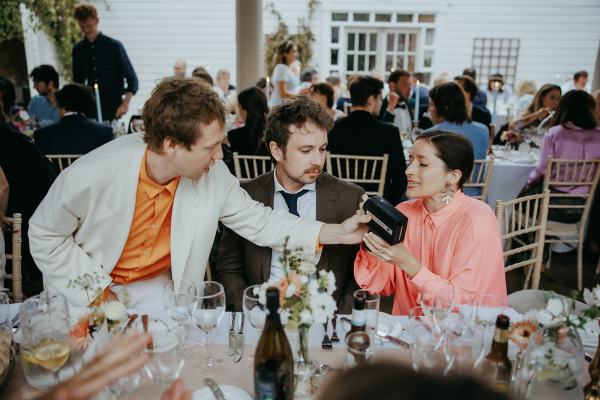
top-left (216, 171), bottom-right (364, 313)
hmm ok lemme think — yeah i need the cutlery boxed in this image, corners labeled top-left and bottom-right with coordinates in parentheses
top-left (204, 377), bottom-right (227, 400)
top-left (123, 314), bottom-right (138, 331)
top-left (321, 318), bottom-right (332, 350)
top-left (585, 352), bottom-right (593, 363)
top-left (11, 312), bottom-right (19, 332)
top-left (376, 330), bottom-right (409, 349)
top-left (331, 314), bottom-right (339, 342)
top-left (234, 313), bottom-right (244, 363)
top-left (228, 312), bottom-right (236, 356)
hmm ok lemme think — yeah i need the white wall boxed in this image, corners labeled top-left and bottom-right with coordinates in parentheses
top-left (21, 0), bottom-right (600, 116)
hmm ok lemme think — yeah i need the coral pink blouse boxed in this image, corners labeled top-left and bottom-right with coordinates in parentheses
top-left (354, 190), bottom-right (507, 315)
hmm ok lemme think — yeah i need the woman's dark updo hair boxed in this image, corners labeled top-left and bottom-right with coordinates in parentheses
top-left (550, 90), bottom-right (598, 130)
top-left (428, 82), bottom-right (470, 124)
top-left (237, 87), bottom-right (268, 153)
top-left (415, 130), bottom-right (475, 189)
top-left (273, 40), bottom-right (297, 67)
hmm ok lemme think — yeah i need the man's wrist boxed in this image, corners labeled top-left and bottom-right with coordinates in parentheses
top-left (318, 224), bottom-right (342, 245)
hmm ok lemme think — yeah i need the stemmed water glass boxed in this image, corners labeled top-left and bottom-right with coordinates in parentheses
top-left (407, 306), bottom-right (451, 373)
top-left (139, 317), bottom-right (184, 387)
top-left (243, 285), bottom-right (266, 331)
top-left (163, 279), bottom-right (197, 348)
top-left (190, 281), bottom-right (226, 369)
top-left (107, 371), bottom-right (141, 399)
top-left (354, 289), bottom-right (380, 336)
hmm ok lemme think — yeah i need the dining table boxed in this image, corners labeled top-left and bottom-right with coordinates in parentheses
top-left (1, 303), bottom-right (594, 400)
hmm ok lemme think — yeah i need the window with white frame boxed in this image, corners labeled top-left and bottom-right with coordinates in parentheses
top-left (472, 38), bottom-right (520, 88)
top-left (329, 12), bottom-right (436, 84)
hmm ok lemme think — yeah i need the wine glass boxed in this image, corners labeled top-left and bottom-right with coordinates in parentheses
top-left (163, 279), bottom-right (197, 348)
top-left (190, 281), bottom-right (225, 369)
top-left (107, 370), bottom-right (141, 399)
top-left (140, 318), bottom-right (184, 387)
top-left (19, 292), bottom-right (72, 389)
top-left (354, 289), bottom-right (380, 336)
top-left (243, 285), bottom-right (266, 330)
top-left (475, 294), bottom-right (508, 353)
top-left (407, 306), bottom-right (450, 373)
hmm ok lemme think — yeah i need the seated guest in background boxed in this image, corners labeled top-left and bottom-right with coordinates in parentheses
top-left (308, 82), bottom-right (344, 120)
top-left (0, 120), bottom-right (56, 296)
top-left (317, 362), bottom-right (508, 400)
top-left (329, 76), bottom-right (407, 204)
top-left (594, 90), bottom-right (600, 123)
top-left (297, 68), bottom-right (319, 93)
top-left (217, 96), bottom-right (364, 312)
top-left (28, 64), bottom-right (60, 128)
top-left (227, 87), bottom-right (269, 155)
top-left (515, 79), bottom-right (537, 116)
top-left (462, 67), bottom-right (487, 108)
top-left (29, 77), bottom-right (369, 307)
top-left (172, 59), bottom-right (187, 78)
top-left (509, 83), bottom-right (561, 132)
top-left (0, 76), bottom-right (16, 123)
top-left (215, 69), bottom-right (236, 102)
top-left (408, 72), bottom-right (431, 129)
top-left (355, 132), bottom-right (507, 315)
top-left (454, 75), bottom-right (492, 132)
top-left (34, 83), bottom-right (114, 155)
top-left (562, 70), bottom-right (590, 94)
top-left (326, 75), bottom-right (343, 105)
top-left (523, 90), bottom-right (600, 221)
top-left (481, 73), bottom-right (513, 104)
top-left (426, 82), bottom-right (489, 162)
top-left (379, 69), bottom-right (413, 134)
top-left (191, 66), bottom-right (214, 87)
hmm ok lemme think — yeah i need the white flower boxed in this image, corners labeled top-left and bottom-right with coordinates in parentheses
top-left (101, 301), bottom-right (127, 321)
top-left (285, 284), bottom-right (296, 298)
top-left (546, 298), bottom-right (565, 316)
top-left (300, 275), bottom-right (309, 284)
top-left (523, 310), bottom-right (539, 325)
top-left (326, 271), bottom-right (336, 295)
top-left (298, 260), bottom-right (317, 275)
top-left (584, 286), bottom-right (600, 307)
top-left (300, 309), bottom-right (313, 324)
top-left (536, 309), bottom-right (566, 328)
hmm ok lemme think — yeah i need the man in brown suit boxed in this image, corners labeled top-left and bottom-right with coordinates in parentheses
top-left (216, 96), bottom-right (364, 313)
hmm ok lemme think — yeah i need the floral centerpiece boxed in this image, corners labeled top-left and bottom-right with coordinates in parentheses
top-left (67, 272), bottom-right (130, 350)
top-left (510, 288), bottom-right (600, 399)
top-left (256, 237), bottom-right (337, 397)
top-left (500, 130), bottom-right (523, 150)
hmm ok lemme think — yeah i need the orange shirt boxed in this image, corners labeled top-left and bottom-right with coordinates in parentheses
top-left (111, 151), bottom-right (180, 284)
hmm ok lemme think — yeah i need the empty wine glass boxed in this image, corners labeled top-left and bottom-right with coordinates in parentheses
top-left (407, 306), bottom-right (450, 373)
top-left (243, 285), bottom-right (266, 330)
top-left (163, 279), bottom-right (196, 348)
top-left (107, 370), bottom-right (141, 399)
top-left (140, 318), bottom-right (184, 387)
top-left (354, 289), bottom-right (380, 336)
top-left (190, 281), bottom-right (225, 369)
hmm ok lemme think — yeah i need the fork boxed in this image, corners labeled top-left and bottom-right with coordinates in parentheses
top-left (330, 314), bottom-right (340, 342)
top-left (321, 318), bottom-right (332, 350)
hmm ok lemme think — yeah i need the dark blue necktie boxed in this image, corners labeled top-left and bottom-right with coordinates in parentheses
top-left (279, 189), bottom-right (309, 217)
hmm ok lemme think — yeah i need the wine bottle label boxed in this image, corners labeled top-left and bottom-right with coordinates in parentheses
top-left (352, 309), bottom-right (366, 327)
top-left (254, 362), bottom-right (288, 400)
top-left (255, 378), bottom-right (278, 400)
top-left (493, 328), bottom-right (509, 343)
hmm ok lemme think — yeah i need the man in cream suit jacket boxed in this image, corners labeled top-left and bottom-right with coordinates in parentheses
top-left (29, 78), bottom-right (370, 307)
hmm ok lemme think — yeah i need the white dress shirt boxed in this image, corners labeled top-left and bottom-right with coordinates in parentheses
top-left (392, 102), bottom-right (413, 135)
top-left (269, 169), bottom-right (317, 281)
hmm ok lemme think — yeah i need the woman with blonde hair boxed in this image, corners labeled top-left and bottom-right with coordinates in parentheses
top-left (270, 40), bottom-right (300, 106)
top-left (515, 79), bottom-right (537, 115)
top-left (509, 83), bottom-right (561, 131)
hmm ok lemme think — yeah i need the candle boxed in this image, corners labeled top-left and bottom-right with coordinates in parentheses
top-left (413, 80), bottom-right (420, 123)
top-left (94, 83), bottom-right (103, 122)
top-left (266, 76), bottom-right (271, 104)
top-left (492, 81), bottom-right (500, 124)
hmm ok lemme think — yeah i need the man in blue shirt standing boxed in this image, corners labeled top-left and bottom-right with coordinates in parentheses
top-left (28, 65), bottom-right (60, 128)
top-left (72, 4), bottom-right (138, 121)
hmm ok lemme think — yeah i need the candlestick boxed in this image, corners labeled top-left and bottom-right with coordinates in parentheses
top-left (94, 83), bottom-right (103, 122)
top-left (266, 76), bottom-right (271, 105)
top-left (492, 81), bottom-right (500, 124)
top-left (413, 80), bottom-right (420, 123)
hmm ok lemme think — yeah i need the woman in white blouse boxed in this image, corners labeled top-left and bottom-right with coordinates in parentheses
top-left (270, 40), bottom-right (300, 106)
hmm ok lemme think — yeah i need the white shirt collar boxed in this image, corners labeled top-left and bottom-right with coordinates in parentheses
top-left (273, 167), bottom-right (317, 194)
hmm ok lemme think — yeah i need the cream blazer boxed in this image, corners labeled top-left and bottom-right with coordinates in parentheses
top-left (29, 134), bottom-right (322, 305)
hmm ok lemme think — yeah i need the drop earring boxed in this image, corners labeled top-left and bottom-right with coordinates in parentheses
top-left (441, 182), bottom-right (455, 205)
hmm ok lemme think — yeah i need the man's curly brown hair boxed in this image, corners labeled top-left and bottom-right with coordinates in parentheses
top-left (264, 96), bottom-right (333, 163)
top-left (142, 77), bottom-right (225, 152)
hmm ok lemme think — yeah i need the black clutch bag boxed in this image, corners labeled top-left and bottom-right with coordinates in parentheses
top-left (362, 196), bottom-right (408, 244)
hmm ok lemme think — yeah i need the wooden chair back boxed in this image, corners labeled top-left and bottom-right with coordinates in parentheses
top-left (326, 153), bottom-right (389, 196)
top-left (495, 190), bottom-right (550, 289)
top-left (46, 154), bottom-right (82, 172)
top-left (3, 213), bottom-right (23, 302)
top-left (233, 153), bottom-right (274, 183)
top-left (464, 157), bottom-right (494, 202)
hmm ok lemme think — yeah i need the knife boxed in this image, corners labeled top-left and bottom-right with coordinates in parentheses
top-left (234, 313), bottom-right (245, 363)
top-left (376, 330), bottom-right (410, 349)
top-left (228, 312), bottom-right (236, 356)
top-left (204, 377), bottom-right (227, 400)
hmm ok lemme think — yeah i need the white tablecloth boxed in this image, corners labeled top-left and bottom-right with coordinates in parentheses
top-left (487, 157), bottom-right (537, 208)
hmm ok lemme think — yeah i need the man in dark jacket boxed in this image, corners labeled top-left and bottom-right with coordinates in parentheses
top-left (34, 83), bottom-right (113, 156)
top-left (328, 76), bottom-right (408, 204)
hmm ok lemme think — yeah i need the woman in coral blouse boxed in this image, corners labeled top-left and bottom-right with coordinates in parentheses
top-left (355, 131), bottom-right (507, 315)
